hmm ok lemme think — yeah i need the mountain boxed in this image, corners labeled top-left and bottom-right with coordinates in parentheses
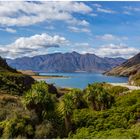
top-left (0, 56), bottom-right (34, 95)
top-left (7, 52), bottom-right (126, 73)
top-left (105, 52), bottom-right (140, 77)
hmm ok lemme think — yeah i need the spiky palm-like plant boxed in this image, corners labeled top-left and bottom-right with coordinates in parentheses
top-left (57, 89), bottom-right (84, 134)
top-left (84, 83), bottom-right (114, 111)
top-left (23, 81), bottom-right (55, 121)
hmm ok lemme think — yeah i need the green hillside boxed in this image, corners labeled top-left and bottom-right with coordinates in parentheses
top-left (0, 57), bottom-right (34, 95)
top-left (0, 81), bottom-right (140, 138)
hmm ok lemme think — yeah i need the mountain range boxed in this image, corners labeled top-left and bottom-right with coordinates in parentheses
top-left (7, 52), bottom-right (126, 73)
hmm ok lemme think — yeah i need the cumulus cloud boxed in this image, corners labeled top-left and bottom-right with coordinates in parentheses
top-left (0, 1), bottom-right (92, 27)
top-left (0, 33), bottom-right (69, 58)
top-left (94, 44), bottom-right (139, 58)
top-left (69, 42), bottom-right (92, 54)
top-left (68, 26), bottom-right (90, 33)
top-left (71, 43), bottom-right (139, 58)
top-left (96, 34), bottom-right (128, 42)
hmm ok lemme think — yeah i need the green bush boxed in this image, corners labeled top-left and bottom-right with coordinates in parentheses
top-left (35, 121), bottom-right (54, 138)
top-left (0, 115), bottom-right (34, 139)
top-left (108, 86), bottom-right (129, 96)
top-left (0, 79), bottom-right (140, 139)
top-left (84, 83), bottom-right (114, 111)
top-left (23, 81), bottom-right (56, 121)
top-left (0, 72), bottom-right (34, 95)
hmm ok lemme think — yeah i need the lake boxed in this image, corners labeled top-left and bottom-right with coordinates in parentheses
top-left (39, 72), bottom-right (128, 89)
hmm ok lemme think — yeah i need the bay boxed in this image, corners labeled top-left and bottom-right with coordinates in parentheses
top-left (39, 72), bottom-right (128, 89)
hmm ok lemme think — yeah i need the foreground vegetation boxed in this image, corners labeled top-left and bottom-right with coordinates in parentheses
top-left (0, 80), bottom-right (140, 139)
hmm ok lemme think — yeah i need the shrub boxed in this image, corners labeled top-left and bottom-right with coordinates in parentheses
top-left (23, 81), bottom-right (56, 121)
top-left (84, 83), bottom-right (114, 111)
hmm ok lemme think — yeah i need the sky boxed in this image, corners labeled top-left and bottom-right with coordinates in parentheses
top-left (0, 1), bottom-right (140, 59)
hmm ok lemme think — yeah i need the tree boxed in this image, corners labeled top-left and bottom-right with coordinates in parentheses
top-left (69, 89), bottom-right (86, 109)
top-left (84, 83), bottom-right (114, 111)
top-left (58, 93), bottom-right (73, 134)
top-left (58, 89), bottom-right (84, 134)
top-left (23, 81), bottom-right (55, 121)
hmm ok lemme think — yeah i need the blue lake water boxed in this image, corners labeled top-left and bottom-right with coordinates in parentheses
top-left (39, 73), bottom-right (128, 89)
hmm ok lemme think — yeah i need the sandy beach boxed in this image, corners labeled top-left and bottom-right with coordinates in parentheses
top-left (110, 83), bottom-right (140, 90)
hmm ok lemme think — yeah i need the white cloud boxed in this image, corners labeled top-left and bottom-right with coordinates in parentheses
top-left (75, 43), bottom-right (90, 48)
top-left (0, 33), bottom-right (69, 58)
top-left (92, 3), bottom-right (116, 14)
top-left (0, 1), bottom-right (92, 27)
top-left (5, 28), bottom-right (16, 33)
top-left (67, 18), bottom-right (89, 26)
top-left (68, 26), bottom-right (90, 33)
top-left (97, 7), bottom-right (116, 14)
top-left (70, 42), bottom-right (92, 54)
top-left (0, 27), bottom-right (16, 33)
top-left (123, 11), bottom-right (132, 15)
top-left (71, 42), bottom-right (139, 58)
top-left (124, 6), bottom-right (140, 12)
top-left (92, 4), bottom-right (102, 8)
top-left (1, 36), bottom-right (139, 59)
top-left (96, 34), bottom-right (128, 42)
top-left (90, 13), bottom-right (98, 17)
top-left (45, 26), bottom-right (55, 30)
top-left (94, 44), bottom-right (139, 58)
top-left (123, 6), bottom-right (140, 15)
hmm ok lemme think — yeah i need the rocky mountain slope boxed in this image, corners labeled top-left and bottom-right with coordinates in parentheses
top-left (105, 52), bottom-right (140, 86)
top-left (105, 52), bottom-right (140, 77)
top-left (7, 52), bottom-right (126, 73)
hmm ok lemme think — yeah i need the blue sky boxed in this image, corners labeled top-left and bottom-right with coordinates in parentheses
top-left (0, 1), bottom-right (140, 59)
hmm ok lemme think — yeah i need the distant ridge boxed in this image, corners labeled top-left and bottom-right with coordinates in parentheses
top-left (7, 51), bottom-right (126, 73)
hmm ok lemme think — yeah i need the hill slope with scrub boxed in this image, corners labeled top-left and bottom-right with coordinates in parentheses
top-left (0, 56), bottom-right (140, 138)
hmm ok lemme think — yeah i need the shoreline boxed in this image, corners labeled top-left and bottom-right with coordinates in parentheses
top-left (109, 82), bottom-right (140, 90)
top-left (31, 75), bottom-right (70, 80)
